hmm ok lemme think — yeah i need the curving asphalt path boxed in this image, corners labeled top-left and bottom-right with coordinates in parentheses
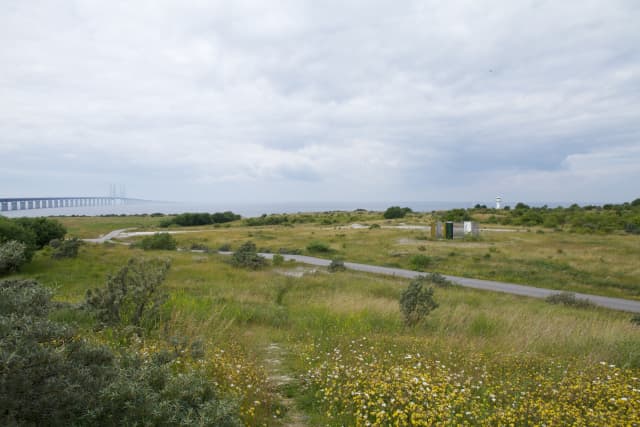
top-left (86, 229), bottom-right (640, 313)
top-left (257, 253), bottom-right (640, 314)
top-left (83, 228), bottom-right (132, 243)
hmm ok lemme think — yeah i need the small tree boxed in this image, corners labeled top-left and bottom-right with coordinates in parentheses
top-left (399, 276), bottom-right (438, 326)
top-left (85, 257), bottom-right (171, 329)
top-left (0, 240), bottom-right (28, 274)
top-left (229, 241), bottom-right (267, 270)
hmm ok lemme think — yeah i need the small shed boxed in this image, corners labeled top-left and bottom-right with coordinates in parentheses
top-left (431, 221), bottom-right (479, 239)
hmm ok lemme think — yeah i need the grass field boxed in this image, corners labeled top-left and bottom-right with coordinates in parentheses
top-left (56, 214), bottom-right (640, 299)
top-left (9, 214), bottom-right (640, 425)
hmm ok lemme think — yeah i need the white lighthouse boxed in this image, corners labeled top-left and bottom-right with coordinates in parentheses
top-left (496, 196), bottom-right (502, 209)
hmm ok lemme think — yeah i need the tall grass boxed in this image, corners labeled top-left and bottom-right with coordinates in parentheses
top-left (6, 237), bottom-right (640, 424)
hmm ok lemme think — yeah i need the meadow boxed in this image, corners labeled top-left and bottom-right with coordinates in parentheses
top-left (6, 211), bottom-right (640, 425)
top-left (59, 212), bottom-right (640, 299)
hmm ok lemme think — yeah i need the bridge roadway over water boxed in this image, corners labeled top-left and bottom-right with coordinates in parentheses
top-left (0, 197), bottom-right (141, 212)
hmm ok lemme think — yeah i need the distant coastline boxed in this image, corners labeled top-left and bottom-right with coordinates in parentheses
top-left (0, 200), bottom-right (593, 218)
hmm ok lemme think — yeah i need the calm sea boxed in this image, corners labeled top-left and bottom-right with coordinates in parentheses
top-left (1, 200), bottom-right (572, 218)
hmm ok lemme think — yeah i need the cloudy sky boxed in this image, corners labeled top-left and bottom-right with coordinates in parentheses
top-left (1, 0), bottom-right (639, 204)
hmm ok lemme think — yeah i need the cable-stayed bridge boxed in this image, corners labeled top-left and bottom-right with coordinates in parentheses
top-left (0, 197), bottom-right (145, 212)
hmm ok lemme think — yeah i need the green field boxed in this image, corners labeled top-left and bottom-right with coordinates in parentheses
top-left (57, 213), bottom-right (640, 299)
top-left (4, 212), bottom-right (640, 425)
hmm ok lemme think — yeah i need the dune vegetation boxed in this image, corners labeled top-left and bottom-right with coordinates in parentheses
top-left (2, 207), bottom-right (640, 425)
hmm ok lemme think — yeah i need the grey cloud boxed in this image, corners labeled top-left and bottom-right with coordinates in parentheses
top-left (1, 1), bottom-right (639, 203)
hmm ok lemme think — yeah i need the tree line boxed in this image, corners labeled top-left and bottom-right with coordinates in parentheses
top-left (470, 199), bottom-right (640, 233)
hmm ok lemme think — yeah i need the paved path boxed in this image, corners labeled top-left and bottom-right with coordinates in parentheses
top-left (83, 228), bottom-right (132, 243)
top-left (82, 228), bottom-right (205, 243)
top-left (85, 228), bottom-right (640, 313)
top-left (258, 253), bottom-right (640, 314)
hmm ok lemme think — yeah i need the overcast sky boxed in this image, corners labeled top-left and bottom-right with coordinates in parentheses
top-left (1, 1), bottom-right (639, 204)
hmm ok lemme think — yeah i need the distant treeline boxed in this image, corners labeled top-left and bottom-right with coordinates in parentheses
top-left (244, 210), bottom-right (377, 226)
top-left (445, 199), bottom-right (640, 234)
top-left (244, 213), bottom-right (316, 226)
top-left (159, 211), bottom-right (241, 227)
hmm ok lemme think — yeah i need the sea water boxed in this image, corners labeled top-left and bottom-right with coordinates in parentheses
top-left (1, 200), bottom-right (484, 218)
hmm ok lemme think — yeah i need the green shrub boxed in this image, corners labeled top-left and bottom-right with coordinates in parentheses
top-left (399, 276), bottom-right (438, 326)
top-left (424, 272), bottom-right (455, 287)
top-left (189, 242), bottom-right (210, 252)
top-left (369, 224), bottom-right (381, 229)
top-left (0, 217), bottom-right (37, 260)
top-left (0, 278), bottom-right (53, 316)
top-left (383, 206), bottom-right (412, 219)
top-left (13, 217), bottom-right (66, 248)
top-left (52, 238), bottom-right (82, 259)
top-left (631, 315), bottom-right (640, 326)
top-left (1, 278), bottom-right (242, 426)
top-left (409, 254), bottom-right (432, 271)
top-left (219, 243), bottom-right (232, 252)
top-left (159, 218), bottom-right (174, 227)
top-left (328, 259), bottom-right (346, 272)
top-left (88, 359), bottom-right (241, 427)
top-left (229, 242), bottom-right (267, 270)
top-left (272, 253), bottom-right (285, 266)
top-left (307, 240), bottom-right (332, 253)
top-left (545, 292), bottom-right (594, 309)
top-left (278, 247), bottom-right (302, 255)
top-left (0, 240), bottom-right (28, 274)
top-left (244, 214), bottom-right (290, 226)
top-left (0, 278), bottom-right (114, 426)
top-left (85, 257), bottom-right (171, 329)
top-left (137, 233), bottom-right (177, 251)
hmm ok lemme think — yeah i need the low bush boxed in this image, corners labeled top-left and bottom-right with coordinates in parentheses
top-left (52, 238), bottom-right (82, 259)
top-left (136, 233), bottom-right (177, 251)
top-left (189, 242), bottom-right (210, 252)
top-left (245, 214), bottom-right (290, 226)
top-left (229, 242), bottom-right (267, 270)
top-left (272, 253), bottom-right (285, 266)
top-left (0, 240), bottom-right (28, 274)
top-left (409, 254), bottom-right (432, 271)
top-left (1, 277), bottom-right (242, 426)
top-left (278, 247), bottom-right (303, 255)
top-left (424, 272), bottom-right (455, 287)
top-left (328, 259), bottom-right (346, 272)
top-left (545, 292), bottom-right (594, 309)
top-left (307, 241), bottom-right (332, 253)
